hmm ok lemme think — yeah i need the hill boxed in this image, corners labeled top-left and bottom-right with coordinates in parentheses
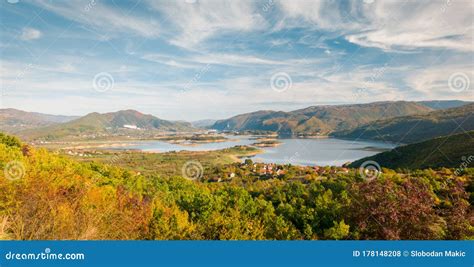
top-left (0, 108), bottom-right (78, 133)
top-left (19, 109), bottom-right (195, 141)
top-left (191, 119), bottom-right (217, 128)
top-left (417, 100), bottom-right (471, 110)
top-left (349, 131), bottom-right (474, 169)
top-left (333, 103), bottom-right (474, 144)
top-left (211, 101), bottom-right (433, 135)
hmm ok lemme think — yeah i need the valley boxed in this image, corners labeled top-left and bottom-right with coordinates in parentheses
top-left (2, 100), bottom-right (472, 168)
top-left (1, 100), bottom-right (472, 241)
top-left (0, 131), bottom-right (472, 240)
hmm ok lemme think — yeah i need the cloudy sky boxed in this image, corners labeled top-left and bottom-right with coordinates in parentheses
top-left (0, 0), bottom-right (473, 120)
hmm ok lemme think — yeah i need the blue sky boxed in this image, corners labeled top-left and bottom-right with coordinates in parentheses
top-left (0, 0), bottom-right (472, 121)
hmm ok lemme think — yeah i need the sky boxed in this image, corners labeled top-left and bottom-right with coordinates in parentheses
top-left (0, 0), bottom-right (473, 121)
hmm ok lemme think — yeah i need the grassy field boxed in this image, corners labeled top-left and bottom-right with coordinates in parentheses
top-left (66, 145), bottom-right (262, 177)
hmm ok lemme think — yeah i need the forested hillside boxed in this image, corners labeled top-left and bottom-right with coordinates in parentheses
top-left (212, 101), bottom-right (432, 135)
top-left (0, 108), bottom-right (78, 134)
top-left (19, 110), bottom-right (195, 141)
top-left (334, 103), bottom-right (474, 144)
top-left (350, 131), bottom-right (474, 169)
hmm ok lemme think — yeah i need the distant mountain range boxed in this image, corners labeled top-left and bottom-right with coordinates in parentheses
top-left (417, 100), bottom-right (471, 110)
top-left (191, 119), bottom-right (217, 128)
top-left (333, 103), bottom-right (474, 144)
top-left (0, 108), bottom-right (78, 133)
top-left (2, 100), bottom-right (471, 142)
top-left (17, 110), bottom-right (195, 141)
top-left (211, 101), bottom-right (436, 135)
top-left (349, 130), bottom-right (474, 169)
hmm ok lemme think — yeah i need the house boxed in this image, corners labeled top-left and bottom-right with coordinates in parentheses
top-left (276, 169), bottom-right (286, 175)
top-left (338, 168), bottom-right (349, 174)
top-left (123, 124), bottom-right (139, 129)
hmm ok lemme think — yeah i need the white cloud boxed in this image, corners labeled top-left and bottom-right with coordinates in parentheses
top-left (191, 53), bottom-right (284, 66)
top-left (278, 0), bottom-right (363, 31)
top-left (3, 1), bottom-right (473, 120)
top-left (33, 0), bottom-right (160, 39)
top-left (20, 27), bottom-right (42, 40)
top-left (31, 0), bottom-right (473, 53)
top-left (278, 0), bottom-right (474, 52)
top-left (142, 52), bottom-right (316, 69)
top-left (148, 0), bottom-right (267, 49)
top-left (141, 54), bottom-right (200, 69)
top-left (346, 0), bottom-right (474, 52)
top-left (405, 64), bottom-right (473, 100)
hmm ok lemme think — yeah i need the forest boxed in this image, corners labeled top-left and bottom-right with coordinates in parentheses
top-left (0, 132), bottom-right (473, 240)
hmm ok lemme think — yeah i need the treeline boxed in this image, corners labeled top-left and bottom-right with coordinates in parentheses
top-left (0, 133), bottom-right (472, 240)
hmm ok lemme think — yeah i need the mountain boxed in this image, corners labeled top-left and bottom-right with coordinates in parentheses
top-left (0, 108), bottom-right (78, 133)
top-left (191, 119), bottom-right (217, 128)
top-left (333, 103), bottom-right (474, 144)
top-left (417, 100), bottom-right (471, 110)
top-left (349, 131), bottom-right (474, 169)
top-left (19, 110), bottom-right (195, 141)
top-left (211, 101), bottom-right (433, 135)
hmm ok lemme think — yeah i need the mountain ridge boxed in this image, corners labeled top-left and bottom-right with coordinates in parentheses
top-left (349, 130), bottom-right (474, 169)
top-left (417, 100), bottom-right (472, 110)
top-left (18, 109), bottom-right (195, 141)
top-left (211, 101), bottom-right (435, 135)
top-left (0, 108), bottom-right (79, 133)
top-left (333, 103), bottom-right (474, 144)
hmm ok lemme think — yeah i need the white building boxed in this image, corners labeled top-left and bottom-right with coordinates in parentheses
top-left (123, 124), bottom-right (139, 129)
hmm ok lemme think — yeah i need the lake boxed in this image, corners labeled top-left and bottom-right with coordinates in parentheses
top-left (107, 136), bottom-right (395, 166)
top-left (248, 138), bottom-right (394, 166)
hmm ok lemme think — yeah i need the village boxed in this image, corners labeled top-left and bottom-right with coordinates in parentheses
top-left (205, 159), bottom-right (351, 183)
